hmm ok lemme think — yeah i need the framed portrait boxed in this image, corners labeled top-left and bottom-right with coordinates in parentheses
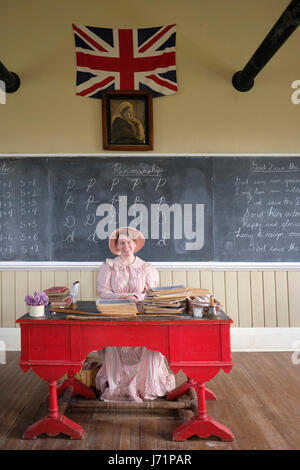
top-left (102, 90), bottom-right (153, 151)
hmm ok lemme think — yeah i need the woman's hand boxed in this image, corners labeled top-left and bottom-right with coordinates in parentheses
top-left (119, 294), bottom-right (138, 303)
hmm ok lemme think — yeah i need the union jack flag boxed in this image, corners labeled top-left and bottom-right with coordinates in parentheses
top-left (72, 24), bottom-right (177, 98)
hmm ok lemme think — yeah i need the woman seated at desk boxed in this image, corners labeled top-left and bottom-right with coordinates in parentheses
top-left (95, 226), bottom-right (176, 402)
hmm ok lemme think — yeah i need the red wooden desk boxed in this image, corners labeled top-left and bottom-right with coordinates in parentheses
top-left (16, 307), bottom-right (234, 441)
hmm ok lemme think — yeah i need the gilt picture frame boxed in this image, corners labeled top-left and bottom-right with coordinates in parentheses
top-left (102, 90), bottom-right (153, 151)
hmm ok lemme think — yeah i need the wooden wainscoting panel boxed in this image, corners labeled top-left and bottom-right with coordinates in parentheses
top-left (1, 271), bottom-right (15, 327)
top-left (237, 271), bottom-right (252, 327)
top-left (186, 270), bottom-right (200, 289)
top-left (15, 271), bottom-right (28, 321)
top-left (275, 272), bottom-right (289, 327)
top-left (212, 271), bottom-right (226, 312)
top-left (250, 271), bottom-right (264, 327)
top-left (80, 271), bottom-right (94, 301)
top-left (92, 271), bottom-right (98, 299)
top-left (263, 272), bottom-right (277, 327)
top-left (287, 271), bottom-right (300, 327)
top-left (200, 271), bottom-right (213, 293)
top-left (28, 271), bottom-right (41, 300)
top-left (225, 271), bottom-right (239, 327)
top-left (159, 270), bottom-right (172, 287)
top-left (1, 268), bottom-right (300, 328)
top-left (171, 270), bottom-right (187, 287)
top-left (41, 271), bottom-right (55, 292)
top-left (54, 271), bottom-right (68, 289)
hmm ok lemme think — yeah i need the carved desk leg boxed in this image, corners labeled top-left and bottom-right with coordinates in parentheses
top-left (57, 369), bottom-right (96, 399)
top-left (170, 381), bottom-right (234, 442)
top-left (167, 378), bottom-right (216, 401)
top-left (23, 380), bottom-right (85, 440)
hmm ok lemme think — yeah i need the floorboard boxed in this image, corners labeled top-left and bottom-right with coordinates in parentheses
top-left (0, 351), bottom-right (299, 450)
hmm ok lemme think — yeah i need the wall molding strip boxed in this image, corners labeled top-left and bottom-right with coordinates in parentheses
top-left (1, 262), bottom-right (300, 271)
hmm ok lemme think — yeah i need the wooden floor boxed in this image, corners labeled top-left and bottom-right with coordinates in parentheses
top-left (0, 351), bottom-right (299, 450)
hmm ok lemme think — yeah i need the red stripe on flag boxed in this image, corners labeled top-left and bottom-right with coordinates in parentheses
top-left (73, 24), bottom-right (108, 53)
top-left (118, 29), bottom-right (135, 89)
top-left (76, 50), bottom-right (176, 73)
top-left (77, 76), bottom-right (115, 96)
top-left (138, 24), bottom-right (175, 53)
top-left (146, 74), bottom-right (178, 92)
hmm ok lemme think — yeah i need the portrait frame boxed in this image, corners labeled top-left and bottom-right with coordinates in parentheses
top-left (102, 90), bottom-right (153, 151)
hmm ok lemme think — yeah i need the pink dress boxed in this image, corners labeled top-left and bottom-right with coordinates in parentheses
top-left (95, 256), bottom-right (176, 402)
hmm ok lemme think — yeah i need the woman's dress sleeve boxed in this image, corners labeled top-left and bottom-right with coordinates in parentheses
top-left (133, 263), bottom-right (159, 301)
top-left (144, 263), bottom-right (159, 290)
top-left (97, 262), bottom-right (121, 299)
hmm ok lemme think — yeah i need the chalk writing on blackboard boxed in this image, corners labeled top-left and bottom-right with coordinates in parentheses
top-left (95, 195), bottom-right (204, 251)
top-left (215, 158), bottom-right (300, 261)
top-left (10, 155), bottom-right (300, 262)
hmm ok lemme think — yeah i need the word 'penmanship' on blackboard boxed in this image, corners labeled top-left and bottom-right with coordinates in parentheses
top-left (60, 162), bottom-right (204, 252)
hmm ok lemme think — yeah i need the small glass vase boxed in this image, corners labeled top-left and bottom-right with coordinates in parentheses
top-left (28, 305), bottom-right (45, 318)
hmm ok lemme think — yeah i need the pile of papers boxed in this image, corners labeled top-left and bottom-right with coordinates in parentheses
top-left (95, 299), bottom-right (138, 316)
top-left (142, 285), bottom-right (191, 314)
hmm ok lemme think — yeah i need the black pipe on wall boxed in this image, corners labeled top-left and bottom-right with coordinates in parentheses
top-left (232, 0), bottom-right (300, 92)
top-left (0, 61), bottom-right (20, 93)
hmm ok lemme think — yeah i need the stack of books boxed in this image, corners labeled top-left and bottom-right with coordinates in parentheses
top-left (95, 299), bottom-right (138, 316)
top-left (142, 285), bottom-right (191, 314)
top-left (44, 286), bottom-right (72, 309)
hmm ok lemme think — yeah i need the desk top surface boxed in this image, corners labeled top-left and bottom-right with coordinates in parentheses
top-left (17, 301), bottom-right (232, 324)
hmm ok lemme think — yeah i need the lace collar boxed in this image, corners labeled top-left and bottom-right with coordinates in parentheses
top-left (106, 256), bottom-right (146, 270)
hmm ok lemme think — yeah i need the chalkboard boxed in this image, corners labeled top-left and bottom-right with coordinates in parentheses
top-left (0, 159), bottom-right (51, 261)
top-left (214, 157), bottom-right (300, 262)
top-left (1, 156), bottom-right (300, 263)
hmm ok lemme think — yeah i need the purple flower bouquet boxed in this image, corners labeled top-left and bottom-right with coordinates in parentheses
top-left (25, 291), bottom-right (49, 306)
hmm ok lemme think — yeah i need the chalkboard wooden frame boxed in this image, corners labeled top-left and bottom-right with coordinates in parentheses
top-left (102, 90), bottom-right (153, 151)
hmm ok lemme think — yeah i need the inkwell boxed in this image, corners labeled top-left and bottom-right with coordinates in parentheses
top-left (206, 295), bottom-right (219, 319)
top-left (71, 281), bottom-right (79, 310)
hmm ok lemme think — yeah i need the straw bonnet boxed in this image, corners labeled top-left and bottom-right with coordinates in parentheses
top-left (109, 227), bottom-right (145, 255)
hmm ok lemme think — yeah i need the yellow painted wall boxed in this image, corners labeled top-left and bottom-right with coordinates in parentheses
top-left (0, 0), bottom-right (300, 329)
top-left (0, 0), bottom-right (299, 154)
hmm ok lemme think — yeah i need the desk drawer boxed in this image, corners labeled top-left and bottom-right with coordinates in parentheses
top-left (80, 324), bottom-right (170, 358)
top-left (169, 324), bottom-right (226, 362)
top-left (27, 324), bottom-right (70, 361)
